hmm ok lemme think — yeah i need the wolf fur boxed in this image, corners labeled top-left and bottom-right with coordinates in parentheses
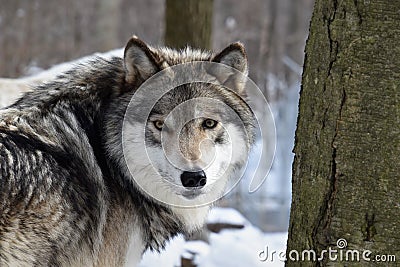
top-left (0, 37), bottom-right (255, 266)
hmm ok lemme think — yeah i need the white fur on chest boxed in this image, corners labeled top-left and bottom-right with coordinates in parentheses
top-left (125, 229), bottom-right (144, 267)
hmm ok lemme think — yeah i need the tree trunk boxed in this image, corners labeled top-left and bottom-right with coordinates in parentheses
top-left (165, 0), bottom-right (213, 49)
top-left (287, 0), bottom-right (399, 266)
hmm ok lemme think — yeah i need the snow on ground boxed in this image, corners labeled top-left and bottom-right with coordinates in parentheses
top-left (21, 48), bottom-right (123, 82)
top-left (0, 48), bottom-right (123, 108)
top-left (207, 207), bottom-right (248, 225)
top-left (0, 78), bottom-right (31, 108)
top-left (139, 207), bottom-right (287, 267)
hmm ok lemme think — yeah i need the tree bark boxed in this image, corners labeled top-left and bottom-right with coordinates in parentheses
top-left (165, 0), bottom-right (213, 49)
top-left (287, 0), bottom-right (400, 266)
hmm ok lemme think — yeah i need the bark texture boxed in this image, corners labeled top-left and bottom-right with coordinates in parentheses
top-left (165, 0), bottom-right (213, 49)
top-left (287, 0), bottom-right (400, 266)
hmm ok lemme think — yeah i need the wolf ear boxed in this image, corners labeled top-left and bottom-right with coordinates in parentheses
top-left (211, 42), bottom-right (248, 94)
top-left (124, 36), bottom-right (159, 84)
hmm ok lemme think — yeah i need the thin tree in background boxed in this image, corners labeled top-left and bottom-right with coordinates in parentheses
top-left (95, 0), bottom-right (122, 51)
top-left (165, 0), bottom-right (213, 49)
top-left (287, 0), bottom-right (399, 265)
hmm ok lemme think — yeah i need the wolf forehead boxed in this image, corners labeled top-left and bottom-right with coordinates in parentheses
top-left (148, 83), bottom-right (228, 107)
top-left (151, 46), bottom-right (214, 66)
top-left (125, 37), bottom-right (250, 105)
top-left (126, 36), bottom-right (247, 69)
top-left (123, 36), bottom-right (248, 85)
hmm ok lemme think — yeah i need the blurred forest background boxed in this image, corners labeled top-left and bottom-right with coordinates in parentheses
top-left (0, 0), bottom-right (314, 232)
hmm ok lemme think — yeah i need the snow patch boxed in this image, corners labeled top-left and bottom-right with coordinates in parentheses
top-left (207, 207), bottom-right (248, 225)
top-left (138, 208), bottom-right (287, 267)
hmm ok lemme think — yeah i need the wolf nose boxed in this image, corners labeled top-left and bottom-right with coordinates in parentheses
top-left (180, 170), bottom-right (207, 188)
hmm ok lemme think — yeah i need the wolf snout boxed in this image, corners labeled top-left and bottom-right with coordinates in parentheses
top-left (180, 170), bottom-right (207, 188)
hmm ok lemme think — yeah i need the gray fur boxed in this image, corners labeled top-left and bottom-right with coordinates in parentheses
top-left (0, 37), bottom-right (255, 266)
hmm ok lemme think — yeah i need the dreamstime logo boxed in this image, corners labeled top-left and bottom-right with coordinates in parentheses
top-left (121, 62), bottom-right (276, 207)
top-left (336, 238), bottom-right (347, 249)
top-left (258, 238), bottom-right (397, 263)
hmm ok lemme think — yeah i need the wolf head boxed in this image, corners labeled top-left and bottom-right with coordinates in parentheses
top-left (108, 37), bottom-right (255, 219)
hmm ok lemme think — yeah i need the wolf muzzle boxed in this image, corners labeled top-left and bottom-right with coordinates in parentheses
top-left (180, 170), bottom-right (207, 188)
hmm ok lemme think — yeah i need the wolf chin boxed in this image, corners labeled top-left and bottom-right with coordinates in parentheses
top-left (0, 37), bottom-right (255, 266)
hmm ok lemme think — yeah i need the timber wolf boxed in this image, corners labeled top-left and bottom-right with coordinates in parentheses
top-left (0, 37), bottom-right (255, 266)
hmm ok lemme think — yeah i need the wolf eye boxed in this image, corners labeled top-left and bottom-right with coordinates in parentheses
top-left (153, 120), bottom-right (164, 130)
top-left (202, 119), bottom-right (218, 129)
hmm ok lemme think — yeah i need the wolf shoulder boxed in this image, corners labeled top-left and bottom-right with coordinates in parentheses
top-left (0, 107), bottom-right (107, 265)
top-left (0, 107), bottom-right (105, 219)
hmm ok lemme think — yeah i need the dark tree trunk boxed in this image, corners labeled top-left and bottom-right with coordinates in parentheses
top-left (165, 0), bottom-right (213, 49)
top-left (287, 0), bottom-right (400, 265)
